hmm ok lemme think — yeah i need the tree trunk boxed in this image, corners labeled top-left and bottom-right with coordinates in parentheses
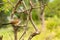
top-left (14, 30), bottom-right (17, 40)
top-left (13, 26), bottom-right (18, 40)
top-left (40, 1), bottom-right (45, 31)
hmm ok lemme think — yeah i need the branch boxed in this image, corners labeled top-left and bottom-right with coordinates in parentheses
top-left (39, 1), bottom-right (46, 31)
top-left (19, 26), bottom-right (27, 40)
top-left (28, 7), bottom-right (40, 40)
top-left (29, 0), bottom-right (34, 8)
top-left (28, 0), bottom-right (40, 40)
top-left (16, 6), bottom-right (41, 14)
top-left (10, 0), bottom-right (22, 19)
top-left (19, 0), bottom-right (29, 40)
top-left (28, 32), bottom-right (40, 40)
top-left (19, 0), bottom-right (40, 40)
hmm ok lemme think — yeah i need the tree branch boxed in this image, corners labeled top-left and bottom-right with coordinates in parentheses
top-left (28, 0), bottom-right (40, 40)
top-left (39, 1), bottom-right (45, 31)
top-left (10, 0), bottom-right (22, 19)
top-left (28, 7), bottom-right (40, 40)
top-left (16, 6), bottom-right (41, 14)
top-left (19, 0), bottom-right (29, 40)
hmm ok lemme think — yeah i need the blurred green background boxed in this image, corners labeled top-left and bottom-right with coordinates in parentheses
top-left (0, 0), bottom-right (60, 40)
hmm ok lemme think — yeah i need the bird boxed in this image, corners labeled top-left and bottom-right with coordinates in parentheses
top-left (2, 18), bottom-right (21, 26)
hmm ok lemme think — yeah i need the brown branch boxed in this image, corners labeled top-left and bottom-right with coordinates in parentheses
top-left (16, 6), bottom-right (41, 14)
top-left (39, 1), bottom-right (45, 31)
top-left (28, 7), bottom-right (40, 40)
top-left (22, 0), bottom-right (30, 14)
top-left (12, 25), bottom-right (22, 40)
top-left (27, 0), bottom-right (40, 40)
top-left (14, 27), bottom-right (18, 40)
top-left (29, 0), bottom-right (34, 8)
top-left (10, 0), bottom-right (22, 18)
top-left (9, 0), bottom-right (40, 40)
top-left (29, 0), bottom-right (39, 31)
top-left (28, 32), bottom-right (40, 40)
top-left (19, 26), bottom-right (27, 40)
top-left (9, 0), bottom-right (23, 40)
top-left (19, 0), bottom-right (29, 40)
top-left (19, 0), bottom-right (40, 40)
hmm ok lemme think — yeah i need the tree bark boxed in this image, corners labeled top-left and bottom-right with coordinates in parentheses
top-left (14, 29), bottom-right (17, 40)
top-left (13, 26), bottom-right (18, 40)
top-left (40, 1), bottom-right (45, 31)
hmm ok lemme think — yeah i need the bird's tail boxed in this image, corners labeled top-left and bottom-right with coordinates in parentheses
top-left (2, 23), bottom-right (11, 25)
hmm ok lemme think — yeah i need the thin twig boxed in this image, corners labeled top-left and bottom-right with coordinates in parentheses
top-left (46, 5), bottom-right (56, 13)
top-left (19, 26), bottom-right (27, 40)
top-left (16, 6), bottom-right (41, 14)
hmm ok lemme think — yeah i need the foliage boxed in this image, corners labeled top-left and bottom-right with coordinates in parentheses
top-left (0, 0), bottom-right (3, 8)
top-left (45, 0), bottom-right (60, 18)
top-left (46, 16), bottom-right (60, 31)
top-left (0, 0), bottom-right (60, 40)
top-left (0, 10), bottom-right (8, 28)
